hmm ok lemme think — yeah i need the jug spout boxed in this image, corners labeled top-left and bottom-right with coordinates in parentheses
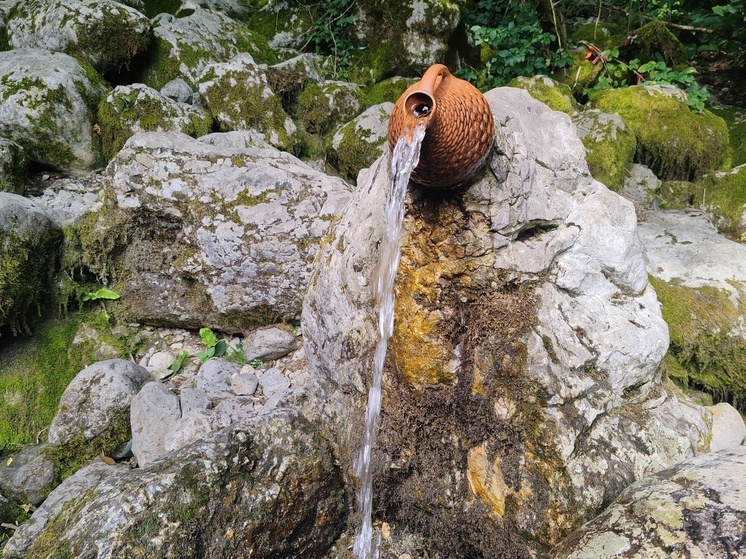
top-left (387, 64), bottom-right (495, 189)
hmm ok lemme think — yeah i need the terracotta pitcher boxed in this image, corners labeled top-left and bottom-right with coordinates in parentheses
top-left (387, 64), bottom-right (494, 188)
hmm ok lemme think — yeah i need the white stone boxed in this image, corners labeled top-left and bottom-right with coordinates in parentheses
top-left (708, 402), bottom-right (746, 451)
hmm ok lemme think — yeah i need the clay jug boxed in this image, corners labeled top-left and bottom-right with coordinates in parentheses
top-left (387, 64), bottom-right (494, 188)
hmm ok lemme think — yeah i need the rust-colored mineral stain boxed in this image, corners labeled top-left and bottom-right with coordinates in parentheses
top-left (387, 64), bottom-right (495, 188)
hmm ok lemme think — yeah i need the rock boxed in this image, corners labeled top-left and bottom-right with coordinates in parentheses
top-left (196, 53), bottom-right (296, 149)
top-left (302, 87), bottom-right (711, 556)
top-left (24, 172), bottom-right (104, 226)
top-left (231, 372), bottom-right (259, 396)
top-left (0, 138), bottom-right (26, 194)
top-left (80, 131), bottom-right (351, 333)
top-left (638, 209), bottom-right (746, 404)
top-left (621, 163), bottom-right (661, 207)
top-left (47, 359), bottom-right (152, 467)
top-left (258, 367), bottom-right (291, 397)
top-left (6, 0), bottom-right (151, 75)
top-left (590, 84), bottom-right (728, 181)
top-left (0, 444), bottom-right (55, 506)
top-left (296, 80), bottom-right (364, 136)
top-left (244, 325), bottom-right (298, 362)
top-left (175, 0), bottom-right (250, 20)
top-left (130, 381), bottom-right (181, 468)
top-left (0, 193), bottom-right (61, 333)
top-left (97, 83), bottom-right (211, 160)
top-left (142, 10), bottom-right (274, 90)
top-left (708, 402), bottom-right (746, 451)
top-left (509, 75), bottom-right (579, 116)
top-left (194, 357), bottom-right (238, 399)
top-left (265, 53), bottom-right (326, 106)
top-left (573, 108), bottom-right (636, 191)
top-left (178, 386), bottom-right (212, 416)
top-left (163, 408), bottom-right (228, 453)
top-left (550, 446), bottom-right (746, 559)
top-left (329, 102), bottom-right (393, 182)
top-left (2, 414), bottom-right (346, 559)
top-left (160, 78), bottom-right (194, 104)
top-left (0, 48), bottom-right (108, 172)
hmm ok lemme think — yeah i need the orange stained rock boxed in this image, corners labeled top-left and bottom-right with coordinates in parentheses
top-left (467, 444), bottom-right (508, 518)
top-left (387, 64), bottom-right (495, 188)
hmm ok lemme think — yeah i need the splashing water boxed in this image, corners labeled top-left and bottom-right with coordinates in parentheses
top-left (353, 121), bottom-right (428, 559)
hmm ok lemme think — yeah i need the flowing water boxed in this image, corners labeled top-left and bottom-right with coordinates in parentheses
top-left (353, 122), bottom-right (428, 559)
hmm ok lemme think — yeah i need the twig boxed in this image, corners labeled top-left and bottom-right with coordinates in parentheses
top-left (1, 523), bottom-right (18, 531)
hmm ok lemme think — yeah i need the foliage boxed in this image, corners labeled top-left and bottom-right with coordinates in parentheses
top-left (457, 0), bottom-right (571, 89)
top-left (305, 0), bottom-right (358, 80)
top-left (196, 327), bottom-right (227, 362)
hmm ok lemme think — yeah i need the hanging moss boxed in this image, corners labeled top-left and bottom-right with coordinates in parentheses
top-left (591, 85), bottom-right (728, 181)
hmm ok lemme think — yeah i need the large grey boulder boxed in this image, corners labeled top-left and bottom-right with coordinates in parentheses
top-left (302, 87), bottom-right (712, 556)
top-left (3, 414), bottom-right (346, 559)
top-left (0, 444), bottom-right (55, 507)
top-left (47, 359), bottom-right (152, 450)
top-left (0, 48), bottom-right (108, 172)
top-left (142, 10), bottom-right (272, 89)
top-left (129, 381), bottom-right (182, 468)
top-left (551, 446), bottom-right (746, 558)
top-left (79, 131), bottom-right (351, 333)
top-left (5, 0), bottom-right (151, 75)
top-left (0, 193), bottom-right (61, 333)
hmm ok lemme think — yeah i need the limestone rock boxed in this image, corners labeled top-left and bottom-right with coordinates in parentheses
top-left (621, 163), bottom-right (661, 207)
top-left (573, 108), bottom-right (636, 191)
top-left (0, 138), bottom-right (26, 195)
top-left (244, 325), bottom-right (298, 362)
top-left (302, 87), bottom-right (711, 556)
top-left (330, 102), bottom-right (393, 182)
top-left (6, 0), bottom-right (151, 75)
top-left (194, 357), bottom-right (238, 399)
top-left (510, 75), bottom-right (579, 116)
top-left (130, 381), bottom-right (181, 468)
top-left (81, 131), bottom-right (351, 332)
top-left (708, 402), bottom-right (746, 451)
top-left (2, 414), bottom-right (346, 559)
top-left (97, 83), bottom-right (211, 160)
top-left (0, 48), bottom-right (108, 171)
top-left (160, 78), bottom-right (194, 104)
top-left (266, 53), bottom-right (327, 107)
top-left (551, 446), bottom-right (746, 559)
top-left (142, 10), bottom-right (273, 90)
top-left (48, 359), bottom-right (153, 454)
top-left (0, 444), bottom-right (55, 506)
top-left (0, 193), bottom-right (61, 333)
top-left (196, 53), bottom-right (296, 149)
top-left (296, 80), bottom-right (364, 136)
top-left (231, 372), bottom-right (259, 396)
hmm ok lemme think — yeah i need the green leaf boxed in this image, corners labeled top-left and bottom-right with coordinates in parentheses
top-left (81, 288), bottom-right (120, 302)
top-left (196, 346), bottom-right (216, 363)
top-left (214, 339), bottom-right (228, 357)
top-left (170, 351), bottom-right (190, 374)
top-left (199, 327), bottom-right (218, 348)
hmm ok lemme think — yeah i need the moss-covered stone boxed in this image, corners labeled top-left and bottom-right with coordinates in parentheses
top-left (650, 277), bottom-right (746, 408)
top-left (97, 84), bottom-right (211, 160)
top-left (711, 105), bottom-right (746, 169)
top-left (573, 108), bottom-right (636, 190)
top-left (0, 138), bottom-right (27, 194)
top-left (363, 76), bottom-right (416, 108)
top-left (571, 21), bottom-right (626, 51)
top-left (627, 20), bottom-right (688, 67)
top-left (296, 80), bottom-right (364, 136)
top-left (561, 50), bottom-right (605, 98)
top-left (701, 165), bottom-right (746, 238)
top-left (197, 54), bottom-right (296, 150)
top-left (509, 75), bottom-right (579, 116)
top-left (590, 85), bottom-right (728, 181)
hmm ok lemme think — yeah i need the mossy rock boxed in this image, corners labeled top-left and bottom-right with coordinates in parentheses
top-left (657, 179), bottom-right (704, 209)
top-left (701, 165), bottom-right (746, 238)
top-left (141, 10), bottom-right (277, 90)
top-left (573, 108), bottom-right (636, 190)
top-left (363, 76), bottom-right (416, 108)
top-left (328, 102), bottom-right (392, 182)
top-left (650, 277), bottom-right (746, 407)
top-left (297, 80), bottom-right (364, 136)
top-left (627, 19), bottom-right (687, 67)
top-left (197, 53), bottom-right (296, 150)
top-left (508, 75), bottom-right (579, 116)
top-left (571, 21), bottom-right (626, 50)
top-left (0, 138), bottom-right (27, 195)
top-left (590, 85), bottom-right (728, 181)
top-left (97, 83), bottom-right (211, 160)
top-left (562, 50), bottom-right (604, 98)
top-left (711, 105), bottom-right (746, 168)
top-left (0, 194), bottom-right (61, 335)
top-left (247, 2), bottom-right (313, 51)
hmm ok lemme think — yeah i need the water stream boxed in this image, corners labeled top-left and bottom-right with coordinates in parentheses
top-left (353, 121), bottom-right (428, 559)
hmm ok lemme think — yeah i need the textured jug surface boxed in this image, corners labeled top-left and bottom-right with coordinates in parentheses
top-left (387, 64), bottom-right (494, 188)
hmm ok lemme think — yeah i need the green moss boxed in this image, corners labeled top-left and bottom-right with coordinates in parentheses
top-left (296, 81), bottom-right (364, 136)
top-left (701, 166), bottom-right (746, 238)
top-left (575, 110), bottom-right (637, 190)
top-left (97, 85), bottom-right (211, 160)
top-left (657, 179), bottom-right (705, 209)
top-left (329, 122), bottom-right (382, 182)
top-left (650, 277), bottom-right (746, 408)
top-left (141, 37), bottom-right (181, 90)
top-left (591, 85), bottom-right (729, 181)
top-left (508, 75), bottom-right (579, 115)
top-left (26, 489), bottom-right (97, 557)
top-left (561, 51), bottom-right (604, 98)
top-left (628, 20), bottom-right (687, 67)
top-left (711, 106), bottom-right (746, 168)
top-left (364, 76), bottom-right (415, 108)
top-left (571, 22), bottom-right (626, 50)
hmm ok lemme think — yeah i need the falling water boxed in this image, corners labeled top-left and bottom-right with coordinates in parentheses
top-left (353, 121), bottom-right (428, 559)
